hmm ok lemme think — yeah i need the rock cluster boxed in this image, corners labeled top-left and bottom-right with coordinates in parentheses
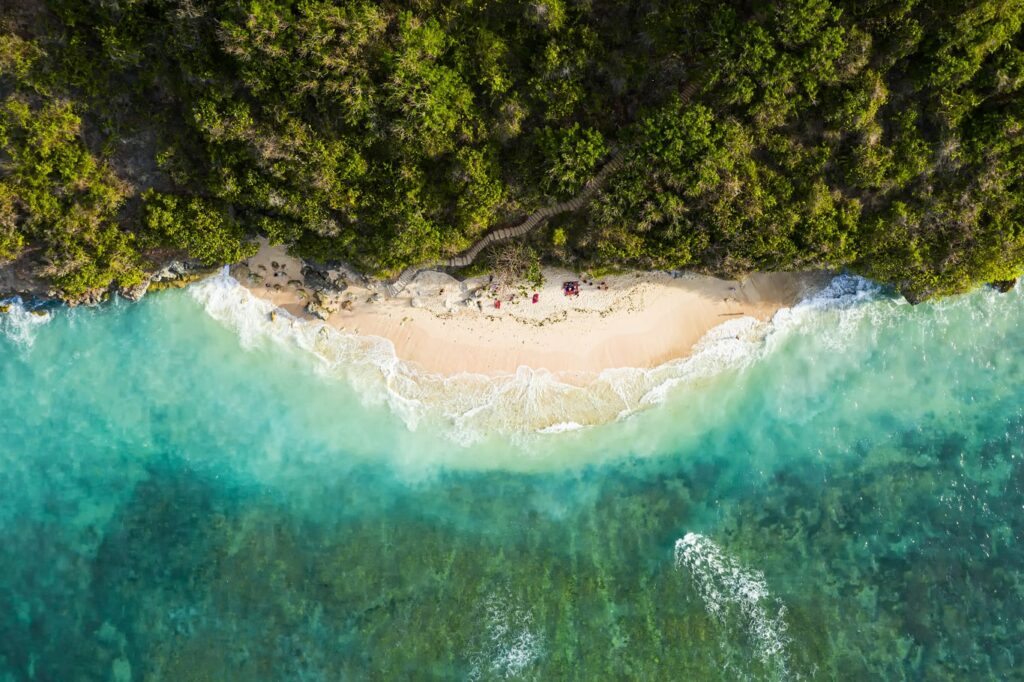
top-left (990, 279), bottom-right (1017, 293)
top-left (305, 291), bottom-right (339, 320)
top-left (301, 265), bottom-right (347, 294)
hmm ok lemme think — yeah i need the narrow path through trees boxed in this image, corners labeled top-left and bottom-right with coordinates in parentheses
top-left (385, 80), bottom-right (701, 297)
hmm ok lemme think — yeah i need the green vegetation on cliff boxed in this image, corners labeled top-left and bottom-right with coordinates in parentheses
top-left (1, 0), bottom-right (1022, 301)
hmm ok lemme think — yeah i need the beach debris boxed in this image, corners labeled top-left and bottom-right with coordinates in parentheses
top-left (562, 281), bottom-right (580, 297)
top-left (410, 297), bottom-right (423, 308)
top-left (269, 310), bottom-right (277, 322)
top-left (340, 299), bottom-right (353, 311)
top-left (368, 292), bottom-right (383, 303)
top-left (494, 300), bottom-right (501, 309)
top-left (0, 304), bottom-right (10, 314)
top-left (532, 293), bottom-right (539, 304)
top-left (271, 261), bottom-right (280, 270)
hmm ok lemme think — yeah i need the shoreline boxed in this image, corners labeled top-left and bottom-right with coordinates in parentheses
top-left (233, 241), bottom-right (830, 378)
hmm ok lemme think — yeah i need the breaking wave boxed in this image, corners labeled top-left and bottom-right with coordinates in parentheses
top-left (675, 533), bottom-right (791, 676)
top-left (189, 271), bottom-right (885, 443)
top-left (0, 297), bottom-right (52, 348)
top-left (467, 590), bottom-right (545, 680)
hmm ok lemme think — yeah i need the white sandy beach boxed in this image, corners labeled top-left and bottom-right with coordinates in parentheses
top-left (233, 241), bottom-right (828, 378)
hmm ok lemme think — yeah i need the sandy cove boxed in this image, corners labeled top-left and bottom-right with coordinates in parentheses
top-left (233, 241), bottom-right (829, 378)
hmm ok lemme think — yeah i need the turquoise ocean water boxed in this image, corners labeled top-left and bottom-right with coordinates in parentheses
top-left (2, 273), bottom-right (1023, 679)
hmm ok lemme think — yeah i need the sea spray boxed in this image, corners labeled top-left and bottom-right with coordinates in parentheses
top-left (0, 298), bottom-right (51, 348)
top-left (675, 533), bottom-right (791, 676)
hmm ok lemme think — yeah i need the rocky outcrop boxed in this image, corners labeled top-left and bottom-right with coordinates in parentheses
top-left (119, 279), bottom-right (151, 301)
top-left (305, 291), bottom-right (339, 320)
top-left (990, 279), bottom-right (1017, 293)
top-left (138, 260), bottom-right (221, 296)
top-left (301, 265), bottom-right (348, 294)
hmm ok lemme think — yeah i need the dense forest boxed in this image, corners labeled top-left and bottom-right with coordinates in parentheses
top-left (1, 0), bottom-right (1022, 302)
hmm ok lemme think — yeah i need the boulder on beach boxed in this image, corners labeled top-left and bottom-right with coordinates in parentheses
top-left (302, 265), bottom-right (348, 294)
top-left (306, 291), bottom-right (339, 319)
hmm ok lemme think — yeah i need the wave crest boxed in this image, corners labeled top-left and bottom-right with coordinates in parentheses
top-left (468, 590), bottom-right (545, 680)
top-left (675, 533), bottom-right (790, 674)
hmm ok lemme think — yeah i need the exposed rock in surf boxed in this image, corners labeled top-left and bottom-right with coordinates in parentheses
top-left (151, 260), bottom-right (192, 282)
top-left (232, 264), bottom-right (251, 280)
top-left (64, 288), bottom-right (108, 307)
top-left (990, 279), bottom-right (1016, 293)
top-left (119, 279), bottom-right (150, 301)
top-left (146, 265), bottom-right (220, 293)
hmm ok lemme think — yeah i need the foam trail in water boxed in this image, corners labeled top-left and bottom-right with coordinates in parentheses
top-left (675, 533), bottom-right (790, 675)
top-left (0, 297), bottom-right (52, 348)
top-left (190, 271), bottom-right (885, 442)
top-left (468, 590), bottom-right (545, 680)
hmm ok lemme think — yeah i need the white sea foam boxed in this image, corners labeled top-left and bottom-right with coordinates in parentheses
top-left (766, 273), bottom-right (891, 353)
top-left (189, 271), bottom-right (885, 442)
top-left (537, 421), bottom-right (585, 434)
top-left (0, 298), bottom-right (52, 348)
top-left (675, 533), bottom-right (790, 674)
top-left (468, 590), bottom-right (545, 680)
